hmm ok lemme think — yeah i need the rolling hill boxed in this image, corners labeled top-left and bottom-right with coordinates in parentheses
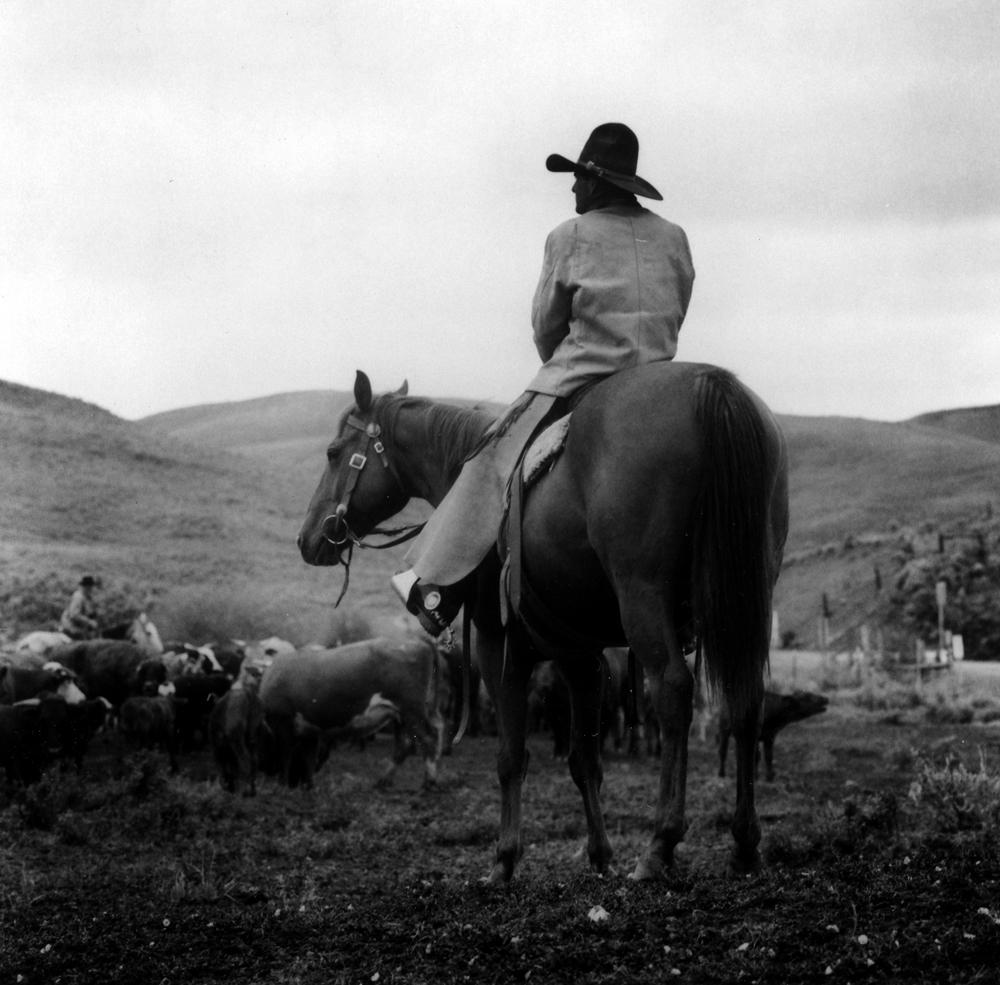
top-left (3, 375), bottom-right (999, 651)
top-left (909, 404), bottom-right (1000, 447)
top-left (0, 379), bottom-right (413, 646)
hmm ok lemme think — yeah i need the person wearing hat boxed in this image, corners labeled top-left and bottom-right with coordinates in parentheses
top-left (59, 575), bottom-right (102, 640)
top-left (392, 123), bottom-right (695, 636)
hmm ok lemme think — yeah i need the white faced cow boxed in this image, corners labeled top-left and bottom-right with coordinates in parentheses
top-left (259, 636), bottom-right (444, 789)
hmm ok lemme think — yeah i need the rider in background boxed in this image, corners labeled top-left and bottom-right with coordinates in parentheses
top-left (391, 122), bottom-right (695, 637)
top-left (59, 574), bottom-right (101, 640)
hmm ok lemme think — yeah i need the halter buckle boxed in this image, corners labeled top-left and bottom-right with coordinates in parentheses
top-left (348, 452), bottom-right (367, 470)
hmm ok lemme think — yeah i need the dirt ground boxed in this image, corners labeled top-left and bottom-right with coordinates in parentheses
top-left (2, 699), bottom-right (1000, 985)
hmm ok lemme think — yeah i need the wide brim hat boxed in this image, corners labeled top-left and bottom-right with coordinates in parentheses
top-left (80, 575), bottom-right (97, 587)
top-left (546, 122), bottom-right (662, 201)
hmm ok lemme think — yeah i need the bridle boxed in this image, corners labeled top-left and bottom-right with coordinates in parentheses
top-left (319, 411), bottom-right (425, 605)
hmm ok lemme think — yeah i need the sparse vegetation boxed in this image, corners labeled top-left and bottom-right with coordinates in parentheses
top-left (157, 584), bottom-right (322, 647)
top-left (0, 571), bottom-right (159, 639)
top-left (2, 709), bottom-right (999, 983)
top-left (909, 749), bottom-right (1000, 833)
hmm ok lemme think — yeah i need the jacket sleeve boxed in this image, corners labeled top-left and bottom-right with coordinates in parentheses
top-left (65, 591), bottom-right (96, 628)
top-left (530, 225), bottom-right (575, 362)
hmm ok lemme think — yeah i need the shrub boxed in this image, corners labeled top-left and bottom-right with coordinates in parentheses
top-left (852, 676), bottom-right (923, 712)
top-left (0, 570), bottom-right (158, 637)
top-left (157, 585), bottom-right (306, 645)
top-left (908, 750), bottom-right (1000, 832)
top-left (924, 697), bottom-right (975, 725)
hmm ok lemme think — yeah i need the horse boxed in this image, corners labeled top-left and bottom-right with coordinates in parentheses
top-left (101, 612), bottom-right (164, 655)
top-left (298, 364), bottom-right (788, 883)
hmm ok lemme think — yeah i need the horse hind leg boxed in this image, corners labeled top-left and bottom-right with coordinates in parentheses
top-left (726, 697), bottom-right (764, 875)
top-left (559, 651), bottom-right (614, 874)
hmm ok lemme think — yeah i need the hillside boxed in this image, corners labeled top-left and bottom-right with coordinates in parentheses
top-left (909, 403), bottom-right (1000, 447)
top-left (140, 390), bottom-right (354, 470)
top-left (143, 387), bottom-right (1000, 552)
top-left (141, 388), bottom-right (504, 471)
top-left (4, 377), bottom-right (999, 653)
top-left (139, 385), bottom-right (1000, 653)
top-left (0, 380), bottom-right (413, 645)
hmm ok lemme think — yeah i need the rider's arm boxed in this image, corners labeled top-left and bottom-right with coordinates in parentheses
top-left (530, 224), bottom-right (575, 362)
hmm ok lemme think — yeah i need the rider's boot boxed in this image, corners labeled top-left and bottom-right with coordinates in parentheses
top-left (390, 569), bottom-right (463, 638)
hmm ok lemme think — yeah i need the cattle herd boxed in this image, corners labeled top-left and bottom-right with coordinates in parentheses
top-left (0, 610), bottom-right (829, 798)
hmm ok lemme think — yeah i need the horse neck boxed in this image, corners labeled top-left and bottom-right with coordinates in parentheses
top-left (376, 395), bottom-right (493, 507)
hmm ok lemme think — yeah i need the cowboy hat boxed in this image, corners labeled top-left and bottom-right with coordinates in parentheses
top-left (79, 575), bottom-right (98, 587)
top-left (546, 123), bottom-right (662, 201)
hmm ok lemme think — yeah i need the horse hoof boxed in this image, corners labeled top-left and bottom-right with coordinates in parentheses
top-left (629, 856), bottom-right (670, 882)
top-left (483, 862), bottom-right (512, 886)
top-left (727, 847), bottom-right (763, 878)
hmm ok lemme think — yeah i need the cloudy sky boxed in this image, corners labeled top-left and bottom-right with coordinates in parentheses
top-left (3, 1), bottom-right (998, 422)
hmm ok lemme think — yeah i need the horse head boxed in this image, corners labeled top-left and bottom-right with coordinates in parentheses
top-left (298, 370), bottom-right (410, 566)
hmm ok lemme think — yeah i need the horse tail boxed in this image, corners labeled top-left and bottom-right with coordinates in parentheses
top-left (691, 367), bottom-right (782, 723)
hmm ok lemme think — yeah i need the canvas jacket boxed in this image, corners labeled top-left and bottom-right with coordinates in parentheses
top-left (527, 204), bottom-right (695, 397)
top-left (59, 587), bottom-right (99, 637)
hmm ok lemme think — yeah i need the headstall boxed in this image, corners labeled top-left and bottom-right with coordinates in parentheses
top-left (319, 413), bottom-right (424, 605)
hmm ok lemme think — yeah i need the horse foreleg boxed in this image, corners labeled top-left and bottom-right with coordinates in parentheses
top-left (630, 643), bottom-right (693, 881)
top-left (560, 652), bottom-right (613, 874)
top-left (481, 633), bottom-right (531, 884)
top-left (416, 708), bottom-right (445, 788)
top-left (728, 700), bottom-right (763, 875)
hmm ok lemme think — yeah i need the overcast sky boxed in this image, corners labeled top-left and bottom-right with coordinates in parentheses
top-left (3, 1), bottom-right (998, 422)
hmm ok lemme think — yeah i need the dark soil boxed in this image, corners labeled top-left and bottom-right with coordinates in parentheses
top-left (2, 704), bottom-right (1000, 984)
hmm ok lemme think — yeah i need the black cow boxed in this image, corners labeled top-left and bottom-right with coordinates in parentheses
top-left (0, 663), bottom-right (86, 705)
top-left (527, 655), bottom-right (623, 759)
top-left (172, 673), bottom-right (232, 751)
top-left (58, 697), bottom-right (112, 771)
top-left (119, 693), bottom-right (179, 773)
top-left (206, 640), bottom-right (247, 679)
top-left (718, 689), bottom-right (829, 782)
top-left (210, 667), bottom-right (265, 796)
top-left (47, 640), bottom-right (148, 708)
top-left (0, 699), bottom-right (69, 785)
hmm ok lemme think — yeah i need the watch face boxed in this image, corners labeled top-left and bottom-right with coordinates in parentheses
top-left (424, 591), bottom-right (442, 611)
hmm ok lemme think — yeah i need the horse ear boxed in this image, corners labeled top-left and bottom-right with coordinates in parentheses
top-left (396, 380), bottom-right (409, 396)
top-left (354, 370), bottom-right (373, 412)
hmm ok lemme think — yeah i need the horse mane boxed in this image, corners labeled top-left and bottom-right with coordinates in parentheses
top-left (373, 393), bottom-right (496, 478)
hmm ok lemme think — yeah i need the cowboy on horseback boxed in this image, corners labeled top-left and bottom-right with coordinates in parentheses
top-left (59, 574), bottom-right (102, 640)
top-left (391, 123), bottom-right (696, 636)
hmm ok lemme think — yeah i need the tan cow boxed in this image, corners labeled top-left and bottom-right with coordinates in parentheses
top-left (259, 636), bottom-right (443, 789)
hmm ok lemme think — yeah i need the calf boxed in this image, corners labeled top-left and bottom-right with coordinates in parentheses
top-left (171, 673), bottom-right (232, 751)
top-left (718, 689), bottom-right (829, 782)
top-left (0, 699), bottom-right (69, 785)
top-left (260, 637), bottom-right (443, 789)
top-left (527, 655), bottom-right (622, 759)
top-left (210, 667), bottom-right (265, 796)
top-left (207, 640), bottom-right (247, 679)
top-left (0, 662), bottom-right (86, 705)
top-left (120, 691), bottom-right (179, 773)
top-left (59, 697), bottom-right (112, 771)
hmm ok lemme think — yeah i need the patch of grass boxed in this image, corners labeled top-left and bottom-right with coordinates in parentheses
top-left (925, 697), bottom-right (976, 725)
top-left (156, 583), bottom-right (319, 645)
top-left (851, 676), bottom-right (925, 712)
top-left (908, 749), bottom-right (1000, 833)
